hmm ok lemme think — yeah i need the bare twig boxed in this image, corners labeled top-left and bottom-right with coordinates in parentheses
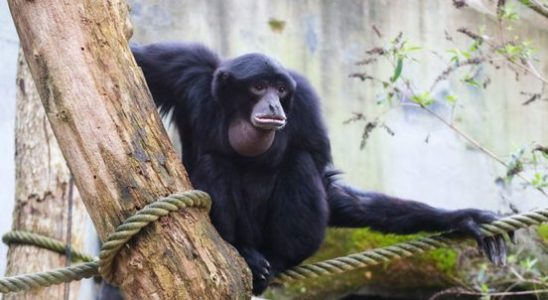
top-left (457, 27), bottom-right (485, 43)
top-left (429, 288), bottom-right (548, 300)
top-left (420, 104), bottom-right (548, 197)
top-left (372, 24), bottom-right (383, 38)
top-left (430, 57), bottom-right (487, 92)
top-left (518, 0), bottom-right (548, 19)
top-left (533, 145), bottom-right (548, 155)
top-left (452, 0), bottom-right (468, 9)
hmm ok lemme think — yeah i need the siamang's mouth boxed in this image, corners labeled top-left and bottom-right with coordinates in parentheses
top-left (251, 114), bottom-right (287, 130)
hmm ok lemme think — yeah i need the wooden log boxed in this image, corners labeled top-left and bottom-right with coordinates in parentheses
top-left (4, 51), bottom-right (88, 300)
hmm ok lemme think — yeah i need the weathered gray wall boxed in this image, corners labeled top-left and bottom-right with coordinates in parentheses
top-left (128, 0), bottom-right (547, 213)
top-left (0, 0), bottom-right (547, 294)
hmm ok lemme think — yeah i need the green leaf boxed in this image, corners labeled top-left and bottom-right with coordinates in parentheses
top-left (463, 76), bottom-right (480, 88)
top-left (445, 95), bottom-right (458, 104)
top-left (391, 57), bottom-right (403, 83)
top-left (411, 91), bottom-right (434, 107)
top-left (531, 172), bottom-right (548, 189)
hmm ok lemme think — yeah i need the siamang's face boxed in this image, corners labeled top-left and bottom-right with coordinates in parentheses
top-left (213, 54), bottom-right (297, 156)
top-left (247, 78), bottom-right (291, 131)
top-left (224, 76), bottom-right (294, 157)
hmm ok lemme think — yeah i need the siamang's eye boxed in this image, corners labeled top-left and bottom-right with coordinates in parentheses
top-left (251, 82), bottom-right (266, 93)
top-left (278, 85), bottom-right (287, 94)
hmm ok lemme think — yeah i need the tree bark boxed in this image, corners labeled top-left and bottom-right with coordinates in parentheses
top-left (4, 52), bottom-right (88, 300)
top-left (7, 1), bottom-right (251, 299)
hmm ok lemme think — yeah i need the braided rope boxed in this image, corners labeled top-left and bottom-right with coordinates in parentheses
top-left (2, 231), bottom-right (95, 263)
top-left (273, 207), bottom-right (548, 283)
top-left (1, 198), bottom-right (547, 294)
top-left (0, 190), bottom-right (211, 294)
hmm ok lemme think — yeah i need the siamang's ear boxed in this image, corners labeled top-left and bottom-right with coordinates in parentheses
top-left (214, 69), bottom-right (231, 84)
top-left (212, 69), bottom-right (232, 99)
top-left (218, 70), bottom-right (231, 82)
top-left (288, 74), bottom-right (298, 92)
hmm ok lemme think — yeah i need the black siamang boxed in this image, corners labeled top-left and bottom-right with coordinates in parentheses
top-left (131, 42), bottom-right (509, 295)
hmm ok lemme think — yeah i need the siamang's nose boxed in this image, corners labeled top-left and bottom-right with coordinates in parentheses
top-left (269, 102), bottom-right (276, 113)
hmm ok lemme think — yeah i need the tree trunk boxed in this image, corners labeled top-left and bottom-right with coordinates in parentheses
top-left (7, 1), bottom-right (251, 299)
top-left (4, 52), bottom-right (88, 300)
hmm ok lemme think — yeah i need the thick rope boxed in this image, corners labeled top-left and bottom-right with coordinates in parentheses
top-left (1, 201), bottom-right (547, 294)
top-left (0, 190), bottom-right (211, 294)
top-left (273, 207), bottom-right (548, 283)
top-left (2, 231), bottom-right (95, 263)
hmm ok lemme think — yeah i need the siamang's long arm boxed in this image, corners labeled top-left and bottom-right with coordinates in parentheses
top-left (328, 183), bottom-right (483, 233)
top-left (131, 43), bottom-right (220, 115)
top-left (132, 43), bottom-right (221, 173)
top-left (326, 179), bottom-right (509, 265)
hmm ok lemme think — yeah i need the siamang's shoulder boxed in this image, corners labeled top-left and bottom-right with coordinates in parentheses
top-left (131, 42), bottom-right (221, 115)
top-left (286, 70), bottom-right (331, 161)
top-left (287, 70), bottom-right (323, 121)
top-left (131, 42), bottom-right (220, 70)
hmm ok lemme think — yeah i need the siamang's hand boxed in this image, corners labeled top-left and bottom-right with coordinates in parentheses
top-left (239, 247), bottom-right (271, 295)
top-left (451, 209), bottom-right (514, 266)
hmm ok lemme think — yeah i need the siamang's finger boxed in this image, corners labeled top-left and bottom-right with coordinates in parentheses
top-left (482, 237), bottom-right (494, 262)
top-left (485, 237), bottom-right (500, 264)
top-left (461, 219), bottom-right (486, 254)
top-left (489, 236), bottom-right (502, 266)
top-left (496, 235), bottom-right (507, 266)
top-left (492, 236), bottom-right (504, 266)
top-left (508, 231), bottom-right (516, 244)
top-left (262, 268), bottom-right (270, 276)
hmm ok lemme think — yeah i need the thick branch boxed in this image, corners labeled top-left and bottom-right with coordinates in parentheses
top-left (7, 1), bottom-right (250, 299)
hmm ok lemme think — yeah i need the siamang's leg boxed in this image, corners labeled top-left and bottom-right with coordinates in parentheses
top-left (327, 182), bottom-right (509, 265)
top-left (191, 154), bottom-right (269, 295)
top-left (260, 152), bottom-right (329, 293)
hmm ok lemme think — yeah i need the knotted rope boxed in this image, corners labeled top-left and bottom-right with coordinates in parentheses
top-left (274, 207), bottom-right (548, 282)
top-left (0, 190), bottom-right (211, 293)
top-left (1, 191), bottom-right (547, 294)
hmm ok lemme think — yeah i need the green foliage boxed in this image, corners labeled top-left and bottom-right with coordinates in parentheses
top-left (506, 147), bottom-right (526, 179)
top-left (390, 57), bottom-right (403, 83)
top-left (314, 228), bottom-right (458, 275)
top-left (427, 248), bottom-right (458, 274)
top-left (445, 94), bottom-right (458, 104)
top-left (531, 172), bottom-right (548, 189)
top-left (499, 4), bottom-right (520, 21)
top-left (538, 224), bottom-right (548, 244)
top-left (497, 41), bottom-right (534, 61)
top-left (411, 91), bottom-right (435, 107)
top-left (462, 75), bottom-right (481, 88)
top-left (448, 48), bottom-right (472, 63)
top-left (502, 145), bottom-right (548, 188)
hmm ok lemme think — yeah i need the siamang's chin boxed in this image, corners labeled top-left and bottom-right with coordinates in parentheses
top-left (228, 118), bottom-right (276, 157)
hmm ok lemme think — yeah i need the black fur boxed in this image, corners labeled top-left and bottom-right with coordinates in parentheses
top-left (131, 42), bottom-right (508, 295)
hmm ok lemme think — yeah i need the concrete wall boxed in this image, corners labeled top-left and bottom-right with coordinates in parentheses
top-left (0, 0), bottom-right (547, 290)
top-left (127, 0), bottom-right (547, 212)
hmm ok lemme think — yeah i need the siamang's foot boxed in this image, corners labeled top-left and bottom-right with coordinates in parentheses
top-left (239, 247), bottom-right (271, 295)
top-left (451, 209), bottom-right (513, 266)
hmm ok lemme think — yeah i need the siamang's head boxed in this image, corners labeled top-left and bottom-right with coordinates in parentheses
top-left (212, 54), bottom-right (297, 156)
